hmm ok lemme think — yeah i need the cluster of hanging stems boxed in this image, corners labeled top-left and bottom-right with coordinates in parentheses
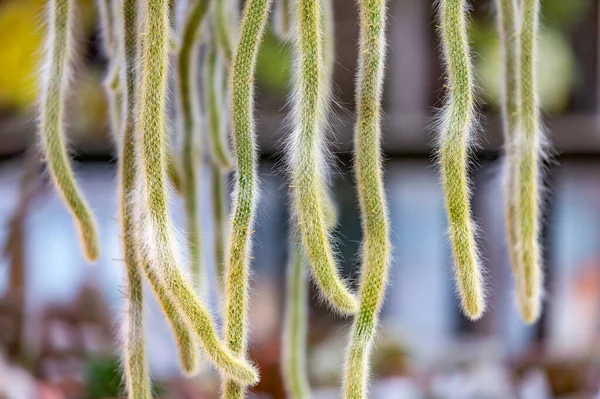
top-left (37, 0), bottom-right (544, 397)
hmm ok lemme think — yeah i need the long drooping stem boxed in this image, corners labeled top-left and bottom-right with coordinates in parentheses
top-left (290, 0), bottom-right (357, 315)
top-left (111, 0), bottom-right (152, 395)
top-left (496, 0), bottom-right (519, 274)
top-left (496, 0), bottom-right (538, 322)
top-left (177, 0), bottom-right (211, 292)
top-left (282, 241), bottom-right (311, 399)
top-left (281, 1), bottom-right (336, 395)
top-left (222, 0), bottom-right (273, 397)
top-left (342, 0), bottom-right (391, 397)
top-left (40, 0), bottom-right (100, 262)
top-left (136, 0), bottom-right (258, 385)
top-left (118, 0), bottom-right (199, 379)
top-left (207, 22), bottom-right (234, 291)
top-left (205, 35), bottom-right (233, 290)
top-left (516, 0), bottom-right (543, 322)
top-left (437, 0), bottom-right (485, 320)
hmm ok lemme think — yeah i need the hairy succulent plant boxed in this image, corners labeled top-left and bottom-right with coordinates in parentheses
top-left (40, 0), bottom-right (100, 262)
top-left (97, 0), bottom-right (153, 395)
top-left (289, 0), bottom-right (357, 316)
top-left (35, 0), bottom-right (555, 395)
top-left (221, 0), bottom-right (274, 396)
top-left (496, 0), bottom-right (540, 323)
top-left (135, 0), bottom-right (258, 385)
top-left (281, 1), bottom-right (336, 396)
top-left (342, 0), bottom-right (392, 397)
top-left (515, 0), bottom-right (544, 323)
top-left (437, 0), bottom-right (485, 320)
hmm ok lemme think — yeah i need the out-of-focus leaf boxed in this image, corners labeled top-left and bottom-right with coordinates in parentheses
top-left (476, 28), bottom-right (575, 114)
top-left (0, 0), bottom-right (46, 110)
top-left (255, 28), bottom-right (293, 95)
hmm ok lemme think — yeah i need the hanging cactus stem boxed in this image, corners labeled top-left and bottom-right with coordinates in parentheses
top-left (516, 0), bottom-right (544, 323)
top-left (106, 0), bottom-right (152, 395)
top-left (290, 0), bottom-right (357, 316)
top-left (342, 0), bottom-right (392, 398)
top-left (222, 0), bottom-right (274, 397)
top-left (177, 0), bottom-right (211, 292)
top-left (140, 260), bottom-right (199, 374)
top-left (136, 0), bottom-right (258, 385)
top-left (496, 0), bottom-right (540, 323)
top-left (437, 0), bottom-right (485, 320)
top-left (40, 0), bottom-right (100, 262)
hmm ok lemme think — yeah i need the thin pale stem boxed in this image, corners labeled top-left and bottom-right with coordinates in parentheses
top-left (205, 40), bottom-right (234, 170)
top-left (212, 167), bottom-right (229, 287)
top-left (516, 0), bottom-right (543, 322)
top-left (282, 240), bottom-right (311, 399)
top-left (177, 0), bottom-right (211, 292)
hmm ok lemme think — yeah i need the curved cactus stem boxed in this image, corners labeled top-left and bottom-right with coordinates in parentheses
top-left (496, 0), bottom-right (540, 323)
top-left (437, 0), bottom-right (485, 320)
top-left (221, 0), bottom-right (274, 397)
top-left (289, 0), bottom-right (357, 315)
top-left (516, 0), bottom-right (544, 323)
top-left (342, 0), bottom-right (392, 397)
top-left (136, 0), bottom-right (258, 385)
top-left (40, 0), bottom-right (100, 262)
top-left (177, 0), bottom-right (211, 292)
top-left (108, 0), bottom-right (153, 395)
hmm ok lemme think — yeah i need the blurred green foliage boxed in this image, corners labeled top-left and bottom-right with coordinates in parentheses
top-left (256, 27), bottom-right (293, 94)
top-left (470, 0), bottom-right (589, 113)
top-left (85, 356), bottom-right (163, 399)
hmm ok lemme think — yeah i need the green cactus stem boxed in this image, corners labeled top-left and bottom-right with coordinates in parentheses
top-left (342, 0), bottom-right (392, 397)
top-left (437, 0), bottom-right (485, 320)
top-left (177, 0), bottom-right (211, 291)
top-left (136, 0), bottom-right (258, 385)
top-left (221, 0), bottom-right (274, 396)
top-left (289, 0), bottom-right (357, 315)
top-left (516, 0), bottom-right (544, 323)
top-left (40, 0), bottom-right (100, 262)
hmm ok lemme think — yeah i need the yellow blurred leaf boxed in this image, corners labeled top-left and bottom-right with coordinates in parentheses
top-left (0, 0), bottom-right (46, 109)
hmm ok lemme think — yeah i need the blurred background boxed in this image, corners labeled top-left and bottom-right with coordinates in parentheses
top-left (0, 0), bottom-right (600, 397)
